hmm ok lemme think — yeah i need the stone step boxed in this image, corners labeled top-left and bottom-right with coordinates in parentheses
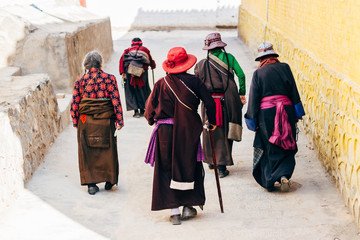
top-left (0, 67), bottom-right (21, 78)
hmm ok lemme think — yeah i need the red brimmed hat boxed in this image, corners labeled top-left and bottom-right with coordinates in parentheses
top-left (162, 47), bottom-right (197, 74)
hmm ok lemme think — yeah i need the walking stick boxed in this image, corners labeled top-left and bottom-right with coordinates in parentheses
top-left (208, 128), bottom-right (224, 213)
top-left (152, 69), bottom-right (155, 87)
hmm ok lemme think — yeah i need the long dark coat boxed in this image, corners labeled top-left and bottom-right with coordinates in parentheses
top-left (195, 56), bottom-right (243, 166)
top-left (144, 74), bottom-right (214, 210)
top-left (245, 62), bottom-right (305, 189)
top-left (119, 45), bottom-right (156, 111)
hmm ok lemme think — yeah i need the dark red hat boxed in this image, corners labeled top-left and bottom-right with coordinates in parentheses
top-left (131, 37), bottom-right (143, 46)
top-left (203, 32), bottom-right (227, 50)
top-left (162, 47), bottom-right (197, 74)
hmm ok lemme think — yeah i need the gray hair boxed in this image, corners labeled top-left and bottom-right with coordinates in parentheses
top-left (83, 50), bottom-right (102, 70)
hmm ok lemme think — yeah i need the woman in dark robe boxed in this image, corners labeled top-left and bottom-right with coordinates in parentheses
top-left (195, 32), bottom-right (246, 178)
top-left (70, 51), bottom-right (124, 195)
top-left (245, 42), bottom-right (305, 192)
top-left (144, 47), bottom-right (216, 225)
top-left (119, 37), bottom-right (156, 117)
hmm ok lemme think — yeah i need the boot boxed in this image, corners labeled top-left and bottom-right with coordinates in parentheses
top-left (105, 182), bottom-right (115, 190)
top-left (280, 176), bottom-right (290, 192)
top-left (139, 109), bottom-right (145, 117)
top-left (181, 206), bottom-right (197, 220)
top-left (170, 214), bottom-right (181, 225)
top-left (88, 184), bottom-right (99, 195)
top-left (133, 110), bottom-right (140, 118)
top-left (218, 165), bottom-right (229, 178)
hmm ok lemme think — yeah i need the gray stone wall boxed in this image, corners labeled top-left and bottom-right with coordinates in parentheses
top-left (65, 18), bottom-right (114, 91)
top-left (0, 2), bottom-right (113, 211)
top-left (0, 73), bottom-right (68, 208)
top-left (8, 18), bottom-right (113, 93)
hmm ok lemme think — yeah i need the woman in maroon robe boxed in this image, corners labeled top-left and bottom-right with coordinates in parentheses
top-left (144, 47), bottom-right (216, 225)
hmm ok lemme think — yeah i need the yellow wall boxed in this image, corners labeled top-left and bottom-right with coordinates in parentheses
top-left (239, 0), bottom-right (360, 225)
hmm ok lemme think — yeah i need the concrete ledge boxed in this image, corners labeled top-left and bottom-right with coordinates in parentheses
top-left (0, 67), bottom-right (21, 77)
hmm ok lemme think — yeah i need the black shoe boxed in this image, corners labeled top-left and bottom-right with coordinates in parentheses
top-left (170, 214), bottom-right (181, 225)
top-left (88, 184), bottom-right (99, 195)
top-left (181, 206), bottom-right (197, 220)
top-left (133, 112), bottom-right (140, 118)
top-left (219, 169), bottom-right (229, 178)
top-left (105, 182), bottom-right (115, 190)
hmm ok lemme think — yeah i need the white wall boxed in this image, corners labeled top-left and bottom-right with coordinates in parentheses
top-left (86, 0), bottom-right (242, 29)
top-left (1, 0), bottom-right (241, 30)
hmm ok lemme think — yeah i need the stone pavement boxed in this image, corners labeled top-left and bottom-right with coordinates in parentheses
top-left (0, 30), bottom-right (359, 240)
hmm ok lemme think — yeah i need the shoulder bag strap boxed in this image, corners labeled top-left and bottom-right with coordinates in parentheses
top-left (163, 77), bottom-right (193, 111)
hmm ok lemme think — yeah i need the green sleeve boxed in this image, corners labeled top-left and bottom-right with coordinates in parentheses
top-left (231, 55), bottom-right (246, 95)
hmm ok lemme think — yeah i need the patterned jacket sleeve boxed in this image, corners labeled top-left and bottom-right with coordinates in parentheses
top-left (108, 74), bottom-right (124, 127)
top-left (70, 78), bottom-right (82, 127)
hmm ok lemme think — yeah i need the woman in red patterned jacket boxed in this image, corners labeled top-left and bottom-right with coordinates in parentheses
top-left (70, 50), bottom-right (124, 195)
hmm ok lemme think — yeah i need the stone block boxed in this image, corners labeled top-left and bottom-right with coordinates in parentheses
top-left (0, 3), bottom-right (112, 211)
top-left (0, 4), bottom-right (113, 93)
top-left (0, 74), bottom-right (63, 208)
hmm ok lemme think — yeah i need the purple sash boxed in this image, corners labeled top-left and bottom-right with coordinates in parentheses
top-left (144, 118), bottom-right (204, 167)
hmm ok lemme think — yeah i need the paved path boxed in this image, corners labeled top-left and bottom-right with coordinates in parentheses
top-left (1, 30), bottom-right (359, 240)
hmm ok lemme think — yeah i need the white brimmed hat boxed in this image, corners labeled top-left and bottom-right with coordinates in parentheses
top-left (255, 42), bottom-right (279, 61)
